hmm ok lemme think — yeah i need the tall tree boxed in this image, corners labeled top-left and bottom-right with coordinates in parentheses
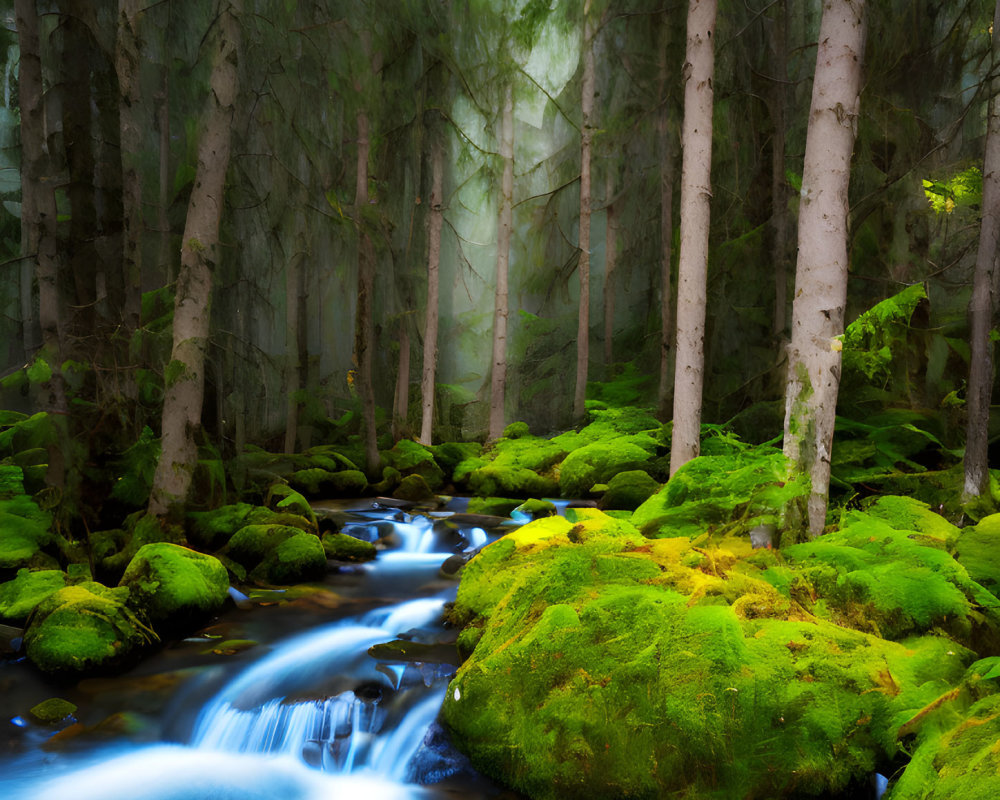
top-left (669, 0), bottom-right (717, 476)
top-left (783, 0), bottom-right (866, 537)
top-left (603, 165), bottom-right (618, 370)
top-left (656, 11), bottom-right (677, 421)
top-left (149, 1), bottom-right (240, 521)
top-left (574, 0), bottom-right (596, 422)
top-left (117, 0), bottom-right (144, 337)
top-left (768, 0), bottom-right (790, 339)
top-left (419, 136), bottom-right (444, 445)
top-left (488, 82), bottom-right (514, 441)
top-left (964, 0), bottom-right (1000, 500)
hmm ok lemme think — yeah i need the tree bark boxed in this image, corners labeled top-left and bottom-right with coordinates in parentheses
top-left (488, 83), bottom-right (514, 441)
top-left (284, 250), bottom-right (302, 455)
top-left (574, 0), bottom-right (595, 422)
top-left (419, 138), bottom-right (444, 445)
top-left (669, 0), bottom-right (717, 477)
top-left (657, 110), bottom-right (676, 420)
top-left (354, 105), bottom-right (380, 476)
top-left (783, 0), bottom-right (866, 537)
top-left (149, 1), bottom-right (239, 521)
top-left (964, 0), bottom-right (1000, 499)
top-left (157, 68), bottom-right (173, 284)
top-left (603, 164), bottom-right (617, 372)
top-left (17, 0), bottom-right (68, 490)
top-left (769, 0), bottom-right (790, 339)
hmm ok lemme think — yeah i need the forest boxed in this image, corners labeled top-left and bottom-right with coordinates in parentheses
top-left (2, 0), bottom-right (1000, 798)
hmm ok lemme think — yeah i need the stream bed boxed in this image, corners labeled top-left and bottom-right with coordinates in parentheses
top-left (0, 498), bottom-right (533, 800)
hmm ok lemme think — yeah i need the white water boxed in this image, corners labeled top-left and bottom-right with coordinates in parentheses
top-left (0, 502), bottom-right (507, 800)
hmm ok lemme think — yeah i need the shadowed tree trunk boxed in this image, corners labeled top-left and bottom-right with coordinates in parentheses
top-left (392, 318), bottom-right (410, 441)
top-left (284, 249), bottom-right (302, 455)
top-left (157, 68), bottom-right (173, 284)
top-left (574, 0), bottom-right (595, 423)
top-left (783, 0), bottom-right (866, 537)
top-left (419, 138), bottom-right (444, 445)
top-left (149, 1), bottom-right (239, 521)
top-left (964, 0), bottom-right (1000, 500)
top-left (670, 0), bottom-right (717, 476)
top-left (657, 109), bottom-right (676, 420)
top-left (603, 165), bottom-right (618, 371)
top-left (488, 83), bottom-right (514, 441)
top-left (769, 0), bottom-right (790, 339)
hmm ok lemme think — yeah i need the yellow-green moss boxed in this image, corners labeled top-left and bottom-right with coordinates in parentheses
top-left (0, 568), bottom-right (68, 624)
top-left (249, 532), bottom-right (326, 584)
top-left (321, 532), bottom-right (376, 562)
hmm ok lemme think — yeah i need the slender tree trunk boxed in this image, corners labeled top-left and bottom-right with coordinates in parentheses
top-left (354, 106), bottom-right (380, 476)
top-left (783, 0), bottom-right (866, 537)
top-left (17, 0), bottom-right (68, 490)
top-left (657, 110), bottom-right (676, 420)
top-left (148, 1), bottom-right (239, 521)
top-left (488, 84), bottom-right (514, 441)
top-left (393, 319), bottom-right (410, 441)
top-left (603, 166), bottom-right (617, 371)
top-left (670, 0), bottom-right (717, 477)
top-left (964, 0), bottom-right (1000, 499)
top-left (574, 0), bottom-right (595, 423)
top-left (157, 68), bottom-right (173, 284)
top-left (770, 0), bottom-right (790, 339)
top-left (419, 138), bottom-right (444, 445)
top-left (284, 251), bottom-right (301, 455)
top-left (118, 0), bottom-right (143, 365)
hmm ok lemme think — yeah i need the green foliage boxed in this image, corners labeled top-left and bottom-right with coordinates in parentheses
top-left (586, 362), bottom-right (653, 408)
top-left (26, 357), bottom-right (52, 385)
top-left (922, 165), bottom-right (982, 214)
top-left (111, 426), bottom-right (160, 507)
top-left (842, 283), bottom-right (927, 386)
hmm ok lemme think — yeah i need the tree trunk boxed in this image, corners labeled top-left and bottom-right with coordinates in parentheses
top-left (157, 68), bottom-right (173, 284)
top-left (284, 250), bottom-right (301, 455)
top-left (488, 83), bottom-right (514, 441)
top-left (603, 166), bottom-right (617, 371)
top-left (419, 138), bottom-right (443, 445)
top-left (393, 319), bottom-right (411, 441)
top-left (657, 110), bottom-right (676, 421)
top-left (17, 0), bottom-right (68, 490)
top-left (574, 0), bottom-right (595, 423)
top-left (148, 1), bottom-right (239, 521)
top-left (964, 0), bottom-right (1000, 499)
top-left (354, 106), bottom-right (380, 476)
top-left (770, 0), bottom-right (790, 339)
top-left (783, 0), bottom-right (866, 537)
top-left (669, 0), bottom-right (717, 477)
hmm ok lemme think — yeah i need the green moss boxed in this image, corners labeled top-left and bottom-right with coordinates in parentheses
top-left (502, 421), bottom-right (530, 439)
top-left (467, 464), bottom-right (559, 498)
top-left (288, 467), bottom-right (369, 496)
top-left (0, 463), bottom-right (25, 498)
top-left (598, 469), bottom-right (660, 511)
top-left (23, 582), bottom-right (157, 677)
top-left (93, 512), bottom-right (184, 580)
top-left (433, 441), bottom-right (483, 479)
top-left (265, 484), bottom-right (317, 527)
top-left (322, 532), bottom-right (376, 562)
top-left (187, 503), bottom-right (315, 550)
top-left (953, 514), bottom-right (1000, 593)
top-left (558, 439), bottom-right (654, 499)
top-left (0, 568), bottom-right (68, 624)
top-left (0, 494), bottom-right (54, 575)
top-left (512, 498), bottom-right (557, 519)
top-left (29, 697), bottom-right (77, 723)
top-left (392, 473), bottom-right (436, 502)
top-left (222, 524), bottom-right (305, 569)
top-left (250, 532), bottom-right (326, 584)
top-left (467, 496), bottom-right (521, 517)
top-left (119, 543), bottom-right (229, 637)
top-left (381, 439), bottom-right (445, 489)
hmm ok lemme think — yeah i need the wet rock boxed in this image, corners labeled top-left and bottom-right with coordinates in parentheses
top-left (466, 496), bottom-right (520, 517)
top-left (511, 498), bottom-right (557, 519)
top-left (28, 698), bottom-right (77, 724)
top-left (321, 532), bottom-right (377, 563)
top-left (367, 639), bottom-right (461, 666)
top-left (119, 543), bottom-right (230, 638)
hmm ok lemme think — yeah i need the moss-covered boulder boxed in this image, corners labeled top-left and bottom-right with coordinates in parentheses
top-left (119, 543), bottom-right (229, 638)
top-left (597, 469), bottom-right (660, 511)
top-left (433, 441), bottom-right (483, 481)
top-left (467, 496), bottom-right (521, 517)
top-left (0, 493), bottom-right (56, 577)
top-left (187, 502), bottom-right (315, 551)
top-left (392, 473), bottom-right (436, 503)
top-left (92, 512), bottom-right (185, 581)
top-left (222, 524), bottom-right (304, 569)
top-left (265, 484), bottom-right (318, 527)
top-left (322, 532), bottom-right (376, 562)
top-left (462, 434), bottom-right (564, 497)
top-left (250, 532), bottom-right (326, 584)
top-left (953, 513), bottom-right (1000, 594)
top-left (381, 439), bottom-right (445, 489)
top-left (0, 568), bottom-right (68, 624)
top-left (29, 697), bottom-right (77, 724)
top-left (512, 498), bottom-right (557, 520)
top-left (288, 467), bottom-right (368, 497)
top-left (23, 582), bottom-right (157, 677)
top-left (443, 511), bottom-right (981, 800)
top-left (557, 439), bottom-right (653, 498)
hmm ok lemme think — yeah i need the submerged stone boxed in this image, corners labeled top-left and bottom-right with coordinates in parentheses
top-left (119, 543), bottom-right (229, 638)
top-left (23, 583), bottom-right (157, 677)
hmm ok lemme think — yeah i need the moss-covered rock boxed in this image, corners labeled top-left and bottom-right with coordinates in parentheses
top-left (0, 493), bottom-right (55, 577)
top-left (0, 568), bottom-right (68, 624)
top-left (953, 513), bottom-right (1000, 594)
top-left (381, 439), bottom-right (445, 489)
top-left (502, 421), bottom-right (530, 439)
top-left (557, 439), bottom-right (653, 498)
top-left (512, 498), bottom-right (557, 520)
top-left (433, 441), bottom-right (483, 479)
top-left (467, 496), bottom-right (521, 517)
top-left (392, 473), bottom-right (437, 503)
top-left (92, 512), bottom-right (185, 581)
top-left (221, 524), bottom-right (305, 569)
top-left (460, 434), bottom-right (565, 497)
top-left (597, 469), bottom-right (660, 511)
top-left (443, 511), bottom-right (980, 800)
top-left (0, 463), bottom-right (25, 498)
top-left (288, 467), bottom-right (369, 496)
top-left (187, 503), bottom-right (315, 551)
top-left (119, 543), bottom-right (229, 638)
top-left (23, 582), bottom-right (157, 677)
top-left (29, 697), bottom-right (77, 723)
top-left (322, 532), bottom-right (377, 562)
top-left (250, 532), bottom-right (327, 584)
top-left (265, 483), bottom-right (317, 527)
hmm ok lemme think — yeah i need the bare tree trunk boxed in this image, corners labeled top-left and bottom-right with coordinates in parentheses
top-left (393, 319), bottom-right (410, 441)
top-left (17, 0), bottom-right (68, 490)
top-left (669, 0), bottom-right (717, 477)
top-left (770, 0), bottom-right (790, 339)
top-left (603, 166), bottom-right (617, 371)
top-left (657, 110), bottom-right (676, 420)
top-left (149, 1), bottom-right (239, 521)
top-left (354, 106), bottom-right (380, 476)
top-left (284, 251), bottom-right (301, 454)
top-left (419, 138), bottom-right (444, 445)
top-left (574, 0), bottom-right (595, 423)
top-left (157, 68), bottom-right (173, 284)
top-left (783, 0), bottom-right (866, 537)
top-left (964, 0), bottom-right (1000, 499)
top-left (488, 84), bottom-right (514, 441)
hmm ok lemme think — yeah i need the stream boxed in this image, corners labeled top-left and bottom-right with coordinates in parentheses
top-left (0, 498), bottom-right (538, 800)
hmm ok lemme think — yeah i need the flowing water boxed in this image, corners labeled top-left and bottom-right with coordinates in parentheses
top-left (0, 498), bottom-right (535, 800)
